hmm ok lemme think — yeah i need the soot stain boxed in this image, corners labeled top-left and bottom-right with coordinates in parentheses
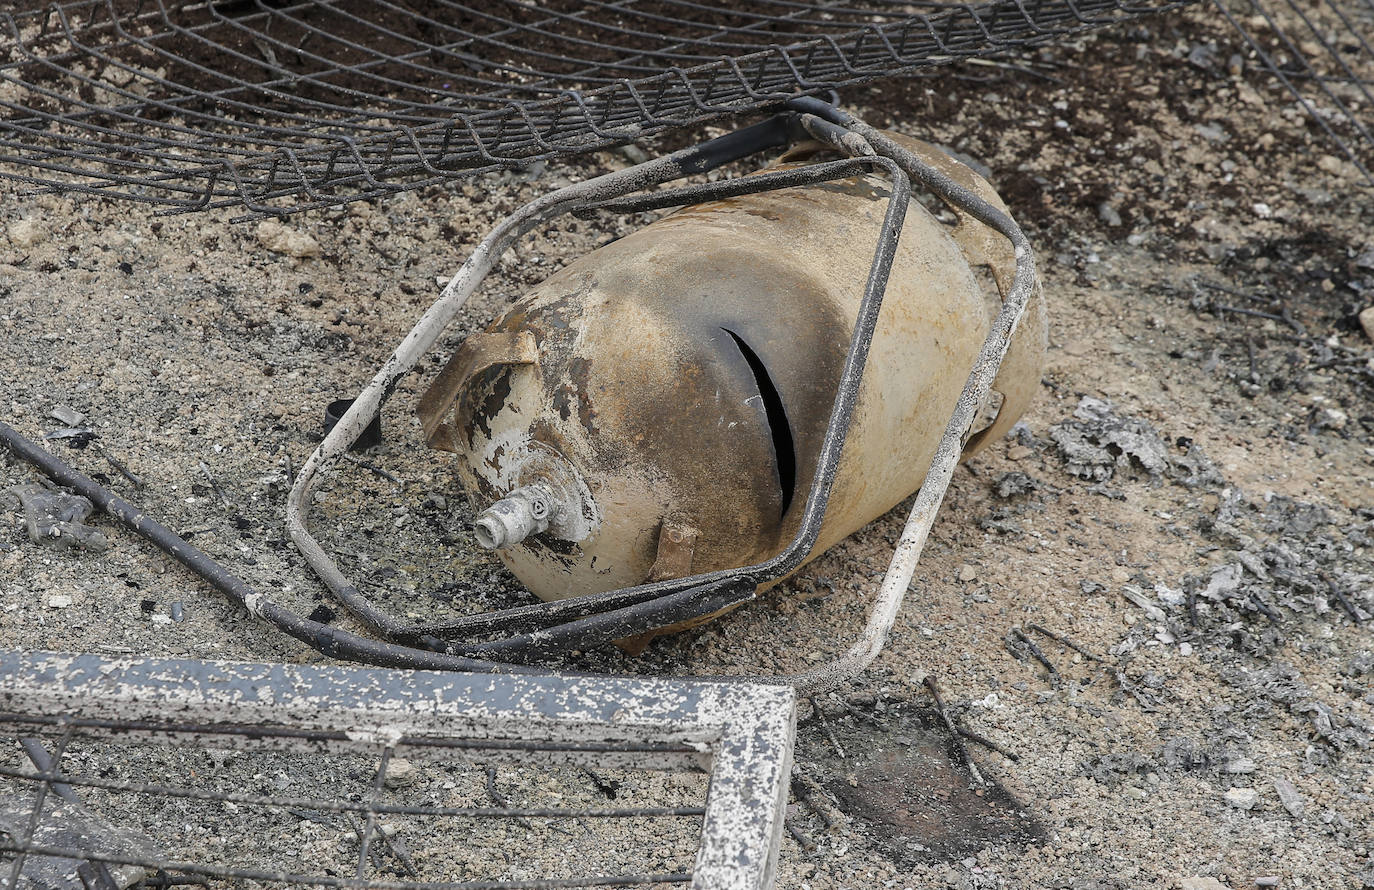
top-left (800, 701), bottom-right (1045, 866)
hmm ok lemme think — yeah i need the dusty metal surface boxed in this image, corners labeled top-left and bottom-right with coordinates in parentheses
top-left (0, 651), bottom-right (797, 890)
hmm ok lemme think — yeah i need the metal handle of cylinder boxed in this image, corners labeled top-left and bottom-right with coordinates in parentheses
top-left (416, 331), bottom-right (540, 452)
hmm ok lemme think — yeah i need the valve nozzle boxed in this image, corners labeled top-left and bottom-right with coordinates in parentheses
top-left (474, 484), bottom-right (554, 549)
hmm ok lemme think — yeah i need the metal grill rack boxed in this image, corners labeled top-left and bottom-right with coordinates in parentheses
top-left (0, 0), bottom-right (1196, 214)
top-left (0, 651), bottom-right (797, 890)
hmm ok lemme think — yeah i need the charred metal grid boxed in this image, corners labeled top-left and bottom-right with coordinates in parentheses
top-left (1218, 0), bottom-right (1374, 182)
top-left (0, 0), bottom-right (1195, 214)
top-left (0, 651), bottom-right (797, 890)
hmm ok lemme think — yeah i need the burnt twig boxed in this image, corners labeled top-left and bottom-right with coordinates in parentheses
top-left (1279, 306), bottom-right (1306, 336)
top-left (1249, 592), bottom-right (1281, 624)
top-left (348, 812), bottom-right (419, 879)
top-left (581, 767), bottom-right (621, 799)
top-left (809, 698), bottom-right (846, 760)
top-left (486, 766), bottom-right (533, 829)
top-left (1322, 573), bottom-right (1364, 623)
top-left (956, 725), bottom-right (1020, 762)
top-left (791, 771), bottom-right (845, 829)
top-left (1196, 279), bottom-right (1269, 304)
top-left (1028, 623), bottom-right (1103, 663)
top-left (92, 442), bottom-right (144, 489)
top-left (143, 872), bottom-right (211, 888)
top-left (344, 453), bottom-right (401, 485)
top-left (354, 748), bottom-right (391, 879)
top-left (837, 697), bottom-right (891, 733)
top-left (197, 462), bottom-right (232, 509)
top-left (348, 813), bottom-right (389, 873)
top-left (785, 816), bottom-right (816, 851)
top-left (1010, 627), bottom-right (1061, 683)
top-left (1216, 304), bottom-right (1286, 324)
top-left (922, 676), bottom-right (986, 787)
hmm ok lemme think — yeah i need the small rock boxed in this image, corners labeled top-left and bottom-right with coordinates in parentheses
top-left (1254, 877), bottom-right (1281, 888)
top-left (1224, 758), bottom-right (1257, 774)
top-left (1098, 202), bottom-right (1123, 228)
top-left (1179, 879), bottom-right (1230, 890)
top-left (170, 601), bottom-right (185, 623)
top-left (1195, 122), bottom-right (1228, 143)
top-left (1007, 444), bottom-right (1033, 461)
top-left (957, 564), bottom-right (979, 583)
top-left (49, 406), bottom-right (86, 426)
top-left (384, 757), bottom-right (418, 789)
top-left (255, 219), bottom-right (322, 258)
top-left (1314, 406), bottom-right (1348, 431)
top-left (1272, 777), bottom-right (1305, 818)
top-left (46, 594), bottom-right (72, 609)
top-left (619, 144), bottom-right (650, 165)
top-left (7, 218), bottom-right (46, 248)
top-left (1317, 154), bottom-right (1345, 175)
top-left (1224, 787), bottom-right (1259, 810)
top-left (1358, 306), bottom-right (1374, 343)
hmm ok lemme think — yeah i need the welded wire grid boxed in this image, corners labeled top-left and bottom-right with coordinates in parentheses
top-left (0, 0), bottom-right (1196, 215)
top-left (0, 652), bottom-right (798, 890)
top-left (0, 733), bottom-right (705, 889)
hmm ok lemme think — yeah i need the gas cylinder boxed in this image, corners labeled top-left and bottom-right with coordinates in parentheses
top-left (418, 132), bottom-right (1047, 609)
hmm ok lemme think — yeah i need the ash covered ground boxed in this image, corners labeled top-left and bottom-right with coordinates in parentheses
top-left (1, 3), bottom-right (1372, 888)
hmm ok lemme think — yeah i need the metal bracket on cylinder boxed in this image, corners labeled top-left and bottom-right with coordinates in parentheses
top-left (417, 330), bottom-right (539, 451)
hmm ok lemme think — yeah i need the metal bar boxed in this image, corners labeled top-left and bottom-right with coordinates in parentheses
top-left (0, 651), bottom-right (795, 890)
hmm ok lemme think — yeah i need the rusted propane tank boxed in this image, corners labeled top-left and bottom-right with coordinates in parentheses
top-left (419, 133), bottom-right (1047, 610)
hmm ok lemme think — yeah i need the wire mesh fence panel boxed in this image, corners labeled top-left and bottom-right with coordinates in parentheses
top-left (0, 0), bottom-right (1198, 213)
top-left (0, 652), bottom-right (797, 890)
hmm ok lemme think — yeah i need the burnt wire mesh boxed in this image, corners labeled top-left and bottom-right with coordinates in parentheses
top-left (0, 732), bottom-right (706, 889)
top-left (1218, 0), bottom-right (1374, 181)
top-left (0, 0), bottom-right (1199, 214)
top-left (0, 653), bottom-right (796, 890)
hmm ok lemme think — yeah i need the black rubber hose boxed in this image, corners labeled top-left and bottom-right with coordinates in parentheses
top-left (0, 420), bottom-right (542, 675)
